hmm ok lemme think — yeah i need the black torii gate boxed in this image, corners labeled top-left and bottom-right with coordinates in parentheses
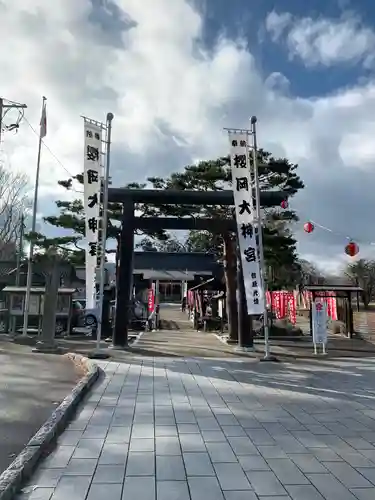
top-left (108, 188), bottom-right (286, 348)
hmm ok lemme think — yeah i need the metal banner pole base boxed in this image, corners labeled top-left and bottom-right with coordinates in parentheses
top-left (107, 344), bottom-right (130, 352)
top-left (260, 354), bottom-right (279, 362)
top-left (88, 349), bottom-right (110, 360)
top-left (33, 341), bottom-right (62, 354)
top-left (235, 345), bottom-right (255, 353)
top-left (313, 342), bottom-right (327, 356)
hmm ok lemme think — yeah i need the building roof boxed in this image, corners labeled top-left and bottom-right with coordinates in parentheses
top-left (305, 285), bottom-right (363, 292)
top-left (2, 286), bottom-right (76, 295)
top-left (135, 270), bottom-right (212, 280)
top-left (0, 261), bottom-right (17, 277)
top-left (133, 252), bottom-right (219, 272)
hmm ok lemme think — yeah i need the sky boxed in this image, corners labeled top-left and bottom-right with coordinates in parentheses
top-left (1, 0), bottom-right (375, 274)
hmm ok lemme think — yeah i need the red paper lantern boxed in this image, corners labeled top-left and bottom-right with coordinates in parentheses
top-left (280, 199), bottom-right (288, 209)
top-left (304, 221), bottom-right (314, 233)
top-left (345, 241), bottom-right (359, 257)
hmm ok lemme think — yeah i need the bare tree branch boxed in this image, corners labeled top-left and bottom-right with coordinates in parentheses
top-left (0, 163), bottom-right (30, 260)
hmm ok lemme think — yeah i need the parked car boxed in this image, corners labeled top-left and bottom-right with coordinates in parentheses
top-left (72, 297), bottom-right (148, 332)
top-left (72, 299), bottom-right (99, 329)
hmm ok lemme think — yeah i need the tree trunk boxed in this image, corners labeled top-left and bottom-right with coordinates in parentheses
top-left (362, 291), bottom-right (370, 309)
top-left (115, 235), bottom-right (120, 284)
top-left (35, 256), bottom-right (60, 352)
top-left (223, 233), bottom-right (238, 342)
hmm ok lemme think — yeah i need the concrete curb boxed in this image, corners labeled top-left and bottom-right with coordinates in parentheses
top-left (0, 353), bottom-right (100, 500)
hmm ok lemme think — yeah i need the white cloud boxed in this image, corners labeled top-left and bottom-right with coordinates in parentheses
top-left (265, 11), bottom-right (292, 41)
top-left (1, 1), bottom-right (375, 272)
top-left (265, 10), bottom-right (375, 68)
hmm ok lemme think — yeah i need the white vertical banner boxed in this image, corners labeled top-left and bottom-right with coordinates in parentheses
top-left (83, 120), bottom-right (102, 309)
top-left (312, 299), bottom-right (328, 345)
top-left (229, 132), bottom-right (264, 315)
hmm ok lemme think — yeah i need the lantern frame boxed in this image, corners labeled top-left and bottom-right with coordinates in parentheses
top-left (280, 199), bottom-right (288, 209)
top-left (304, 221), bottom-right (314, 233)
top-left (345, 241), bottom-right (359, 257)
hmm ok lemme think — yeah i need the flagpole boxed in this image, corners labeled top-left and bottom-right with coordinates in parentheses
top-left (22, 96), bottom-right (47, 337)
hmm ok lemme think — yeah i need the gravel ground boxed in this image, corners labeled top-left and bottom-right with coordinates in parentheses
top-left (0, 341), bottom-right (80, 474)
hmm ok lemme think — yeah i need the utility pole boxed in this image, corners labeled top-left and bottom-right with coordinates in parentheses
top-left (10, 215), bottom-right (25, 336)
top-left (0, 97), bottom-right (27, 143)
top-left (15, 214), bottom-right (25, 287)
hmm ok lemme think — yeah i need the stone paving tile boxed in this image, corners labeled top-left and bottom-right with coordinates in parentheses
top-left (64, 458), bottom-right (98, 476)
top-left (24, 488), bottom-right (55, 500)
top-left (246, 470), bottom-right (287, 496)
top-left (92, 464), bottom-right (125, 483)
top-left (16, 357), bottom-right (375, 500)
top-left (285, 484), bottom-right (325, 500)
top-left (58, 430), bottom-right (83, 446)
top-left (126, 451), bottom-right (155, 475)
top-left (99, 442), bottom-right (128, 465)
top-left (50, 476), bottom-right (92, 500)
top-left (41, 446), bottom-right (75, 469)
top-left (183, 452), bottom-right (215, 476)
top-left (206, 441), bottom-right (237, 462)
top-left (86, 483), bottom-right (122, 500)
top-left (180, 433), bottom-right (206, 452)
top-left (31, 469), bottom-right (64, 488)
top-left (122, 476), bottom-right (155, 499)
top-left (350, 488), bottom-right (375, 500)
top-left (322, 461), bottom-right (373, 488)
top-left (201, 429), bottom-right (226, 442)
top-left (257, 445), bottom-right (288, 459)
top-left (307, 473), bottom-right (360, 500)
top-left (214, 463), bottom-right (252, 491)
top-left (223, 492), bottom-right (258, 500)
top-left (156, 455), bottom-right (186, 480)
top-left (266, 458), bottom-right (310, 485)
top-left (72, 439), bottom-right (104, 459)
top-left (157, 480), bottom-right (190, 500)
top-left (188, 476), bottom-right (225, 500)
top-left (354, 467), bottom-right (375, 484)
top-left (105, 426), bottom-right (131, 443)
top-left (288, 454), bottom-right (328, 473)
top-left (156, 435), bottom-right (182, 455)
top-left (238, 454), bottom-right (270, 471)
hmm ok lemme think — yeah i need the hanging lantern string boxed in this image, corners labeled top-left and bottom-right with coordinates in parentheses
top-left (277, 199), bottom-right (375, 247)
top-left (300, 216), bottom-right (375, 246)
top-left (310, 220), bottom-right (352, 242)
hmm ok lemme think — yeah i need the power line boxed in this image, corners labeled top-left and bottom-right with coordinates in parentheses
top-left (23, 116), bottom-right (83, 194)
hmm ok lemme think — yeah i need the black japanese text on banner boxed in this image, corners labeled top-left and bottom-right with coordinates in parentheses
top-left (84, 121), bottom-right (102, 309)
top-left (228, 132), bottom-right (264, 315)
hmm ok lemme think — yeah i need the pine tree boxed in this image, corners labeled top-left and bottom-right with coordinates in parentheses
top-left (30, 150), bottom-right (304, 340)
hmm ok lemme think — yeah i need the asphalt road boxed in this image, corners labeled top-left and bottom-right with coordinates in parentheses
top-left (0, 342), bottom-right (79, 474)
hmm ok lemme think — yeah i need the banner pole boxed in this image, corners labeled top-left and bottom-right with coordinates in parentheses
top-left (90, 112), bottom-right (113, 359)
top-left (250, 116), bottom-right (277, 362)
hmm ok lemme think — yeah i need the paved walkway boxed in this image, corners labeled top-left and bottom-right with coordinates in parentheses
top-left (131, 303), bottom-right (237, 358)
top-left (132, 329), bottom-right (236, 358)
top-left (18, 356), bottom-right (375, 500)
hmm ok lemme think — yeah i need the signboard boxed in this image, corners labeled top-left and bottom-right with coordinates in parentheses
top-left (148, 283), bottom-right (155, 313)
top-left (83, 120), bottom-right (102, 309)
top-left (228, 132), bottom-right (263, 315)
top-left (312, 299), bottom-right (328, 345)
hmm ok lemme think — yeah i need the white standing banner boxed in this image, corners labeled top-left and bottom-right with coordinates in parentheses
top-left (312, 299), bottom-right (328, 346)
top-left (83, 120), bottom-right (102, 309)
top-left (229, 132), bottom-right (264, 315)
